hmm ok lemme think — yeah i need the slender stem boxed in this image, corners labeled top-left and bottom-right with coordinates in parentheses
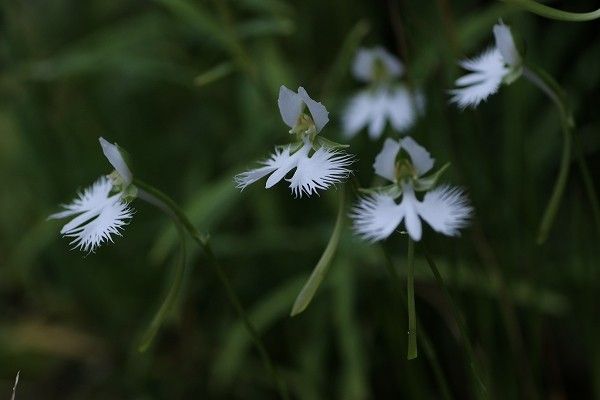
top-left (503, 0), bottom-right (600, 22)
top-left (523, 65), bottom-right (600, 242)
top-left (11, 371), bottom-right (19, 400)
top-left (134, 179), bottom-right (290, 400)
top-left (422, 247), bottom-right (489, 400)
top-left (380, 246), bottom-right (454, 400)
top-left (406, 238), bottom-right (418, 360)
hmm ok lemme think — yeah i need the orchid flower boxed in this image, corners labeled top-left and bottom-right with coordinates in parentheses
top-left (235, 85), bottom-right (353, 197)
top-left (351, 137), bottom-right (472, 242)
top-left (49, 138), bottom-right (134, 253)
top-left (450, 21), bottom-right (522, 109)
top-left (343, 47), bottom-right (424, 140)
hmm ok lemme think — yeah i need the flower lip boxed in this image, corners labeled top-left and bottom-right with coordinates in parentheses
top-left (99, 137), bottom-right (133, 185)
top-left (277, 86), bottom-right (329, 134)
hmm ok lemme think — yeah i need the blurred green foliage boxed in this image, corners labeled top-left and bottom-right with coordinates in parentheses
top-left (1, 0), bottom-right (599, 398)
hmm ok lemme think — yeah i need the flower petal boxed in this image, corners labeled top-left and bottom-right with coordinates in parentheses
top-left (400, 186), bottom-right (422, 241)
top-left (288, 147), bottom-right (353, 197)
top-left (65, 198), bottom-right (133, 253)
top-left (99, 137), bottom-right (133, 185)
top-left (265, 143), bottom-right (309, 188)
top-left (342, 91), bottom-right (373, 138)
top-left (367, 89), bottom-right (388, 139)
top-left (351, 193), bottom-right (404, 242)
top-left (400, 136), bottom-right (435, 176)
top-left (278, 85), bottom-right (304, 129)
top-left (352, 47), bottom-right (404, 82)
top-left (386, 86), bottom-right (423, 133)
top-left (297, 87), bottom-right (329, 133)
top-left (373, 138), bottom-right (401, 182)
top-left (416, 185), bottom-right (472, 236)
top-left (493, 21), bottom-right (520, 67)
top-left (234, 146), bottom-right (293, 190)
top-left (49, 176), bottom-right (113, 220)
top-left (450, 47), bottom-right (508, 109)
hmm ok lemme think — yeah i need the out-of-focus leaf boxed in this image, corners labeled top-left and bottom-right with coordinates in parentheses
top-left (237, 18), bottom-right (295, 38)
top-left (194, 62), bottom-right (235, 87)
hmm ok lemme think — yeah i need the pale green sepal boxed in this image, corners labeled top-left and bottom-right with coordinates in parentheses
top-left (315, 136), bottom-right (350, 151)
top-left (121, 184), bottom-right (138, 203)
top-left (503, 66), bottom-right (523, 85)
top-left (291, 189), bottom-right (345, 316)
top-left (359, 184), bottom-right (403, 199)
top-left (413, 162), bottom-right (451, 192)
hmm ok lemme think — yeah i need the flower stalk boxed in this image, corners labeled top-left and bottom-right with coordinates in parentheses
top-left (503, 0), bottom-right (600, 22)
top-left (523, 65), bottom-right (600, 243)
top-left (406, 237), bottom-right (418, 360)
top-left (134, 179), bottom-right (290, 400)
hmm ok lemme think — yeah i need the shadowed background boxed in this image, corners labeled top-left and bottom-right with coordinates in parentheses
top-left (0, 0), bottom-right (599, 398)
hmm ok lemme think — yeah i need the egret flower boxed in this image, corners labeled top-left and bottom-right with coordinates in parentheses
top-left (343, 47), bottom-right (424, 140)
top-left (351, 137), bottom-right (472, 241)
top-left (49, 138), bottom-right (134, 252)
top-left (450, 21), bottom-right (522, 108)
top-left (235, 85), bottom-right (353, 197)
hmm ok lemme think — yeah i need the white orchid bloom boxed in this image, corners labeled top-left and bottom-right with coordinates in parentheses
top-left (450, 21), bottom-right (522, 109)
top-left (49, 138), bottom-right (134, 252)
top-left (235, 85), bottom-right (353, 197)
top-left (351, 137), bottom-right (471, 242)
top-left (343, 47), bottom-right (424, 139)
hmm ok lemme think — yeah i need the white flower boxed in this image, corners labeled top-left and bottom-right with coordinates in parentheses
top-left (344, 47), bottom-right (424, 139)
top-left (49, 138), bottom-right (134, 252)
top-left (235, 86), bottom-right (353, 197)
top-left (351, 137), bottom-right (471, 241)
top-left (343, 86), bottom-right (424, 140)
top-left (352, 47), bottom-right (404, 83)
top-left (450, 21), bottom-right (522, 109)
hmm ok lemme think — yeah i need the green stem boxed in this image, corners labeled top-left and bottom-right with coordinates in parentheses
top-left (422, 247), bottom-right (489, 399)
top-left (406, 238), bottom-right (418, 360)
top-left (523, 65), bottom-right (600, 243)
top-left (134, 179), bottom-right (290, 400)
top-left (380, 246), bottom-right (453, 400)
top-left (503, 0), bottom-right (600, 21)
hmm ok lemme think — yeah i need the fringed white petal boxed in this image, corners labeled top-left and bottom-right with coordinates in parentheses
top-left (416, 185), bottom-right (472, 236)
top-left (450, 47), bottom-right (508, 108)
top-left (278, 86), bottom-right (304, 129)
top-left (288, 148), bottom-right (353, 197)
top-left (297, 87), bottom-right (329, 133)
top-left (351, 193), bottom-right (404, 242)
top-left (342, 91), bottom-right (374, 139)
top-left (64, 198), bottom-right (133, 253)
top-left (99, 137), bottom-right (132, 184)
top-left (234, 145), bottom-right (299, 190)
top-left (352, 47), bottom-right (404, 82)
top-left (386, 86), bottom-right (423, 133)
top-left (493, 21), bottom-right (520, 66)
top-left (49, 176), bottom-right (113, 220)
top-left (399, 136), bottom-right (435, 177)
top-left (373, 138), bottom-right (401, 182)
top-left (50, 176), bottom-right (133, 252)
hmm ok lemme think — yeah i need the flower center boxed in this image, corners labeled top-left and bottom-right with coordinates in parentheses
top-left (290, 112), bottom-right (317, 142)
top-left (371, 58), bottom-right (390, 83)
top-left (395, 158), bottom-right (417, 183)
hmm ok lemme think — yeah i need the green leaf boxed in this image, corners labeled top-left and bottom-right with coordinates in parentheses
top-left (290, 188), bottom-right (345, 316)
top-left (194, 62), bottom-right (235, 87)
top-left (138, 224), bottom-right (188, 352)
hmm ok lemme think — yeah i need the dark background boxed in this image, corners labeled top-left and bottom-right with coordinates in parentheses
top-left (0, 0), bottom-right (599, 398)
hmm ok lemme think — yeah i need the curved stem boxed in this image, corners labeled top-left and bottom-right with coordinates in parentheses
top-left (380, 246), bottom-right (454, 400)
top-left (406, 238), bottom-right (418, 360)
top-left (135, 179), bottom-right (290, 400)
top-left (523, 65), bottom-right (600, 243)
top-left (422, 246), bottom-right (489, 400)
top-left (503, 0), bottom-right (600, 21)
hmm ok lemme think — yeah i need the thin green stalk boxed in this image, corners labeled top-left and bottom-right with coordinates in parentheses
top-left (406, 238), bottom-right (418, 360)
top-left (380, 246), bottom-right (454, 400)
top-left (523, 65), bottom-right (600, 243)
top-left (422, 247), bottom-right (488, 400)
top-left (134, 179), bottom-right (290, 400)
top-left (503, 0), bottom-right (600, 21)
